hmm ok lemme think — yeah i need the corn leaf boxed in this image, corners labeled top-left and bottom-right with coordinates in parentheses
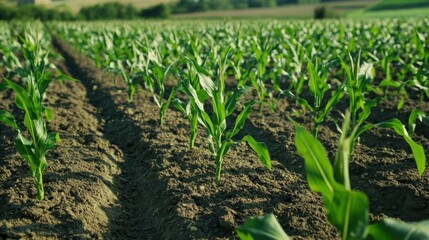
top-left (327, 189), bottom-right (369, 240)
top-left (0, 109), bottom-right (19, 130)
top-left (408, 109), bottom-right (429, 136)
top-left (14, 132), bottom-right (36, 168)
top-left (242, 135), bottom-right (271, 170)
top-left (226, 100), bottom-right (256, 140)
top-left (44, 108), bottom-right (54, 122)
top-left (236, 213), bottom-right (290, 240)
top-left (367, 218), bottom-right (429, 240)
top-left (375, 118), bottom-right (426, 176)
top-left (225, 86), bottom-right (248, 117)
top-left (294, 124), bottom-right (339, 200)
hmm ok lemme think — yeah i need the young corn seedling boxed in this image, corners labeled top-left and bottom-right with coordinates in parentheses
top-left (0, 30), bottom-right (60, 200)
top-left (138, 44), bottom-right (177, 126)
top-left (249, 35), bottom-right (273, 112)
top-left (105, 35), bottom-right (144, 102)
top-left (341, 52), bottom-right (426, 176)
top-left (237, 112), bottom-right (429, 240)
top-left (174, 51), bottom-right (271, 181)
top-left (283, 59), bottom-right (345, 138)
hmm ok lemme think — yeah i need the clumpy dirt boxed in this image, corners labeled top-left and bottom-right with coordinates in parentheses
top-left (0, 38), bottom-right (428, 240)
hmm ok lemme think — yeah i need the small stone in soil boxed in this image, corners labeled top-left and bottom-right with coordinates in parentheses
top-left (218, 213), bottom-right (235, 230)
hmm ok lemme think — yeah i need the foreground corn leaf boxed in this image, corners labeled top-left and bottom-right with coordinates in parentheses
top-left (367, 218), bottom-right (429, 240)
top-left (295, 122), bottom-right (368, 240)
top-left (327, 189), bottom-right (369, 240)
top-left (236, 213), bottom-right (290, 240)
top-left (294, 124), bottom-right (339, 199)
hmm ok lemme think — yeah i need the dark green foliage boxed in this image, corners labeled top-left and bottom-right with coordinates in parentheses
top-left (0, 3), bottom-right (17, 19)
top-left (314, 5), bottom-right (339, 19)
top-left (0, 3), bottom-right (74, 21)
top-left (173, 0), bottom-right (277, 13)
top-left (79, 2), bottom-right (139, 20)
top-left (140, 3), bottom-right (170, 19)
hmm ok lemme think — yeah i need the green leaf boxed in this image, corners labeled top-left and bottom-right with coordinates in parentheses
top-left (45, 132), bottom-right (60, 150)
top-left (334, 119), bottom-right (351, 190)
top-left (172, 98), bottom-right (187, 114)
top-left (242, 135), bottom-right (271, 170)
top-left (367, 218), bottom-right (429, 240)
top-left (225, 86), bottom-right (248, 117)
top-left (183, 81), bottom-right (205, 111)
top-left (294, 124), bottom-right (339, 200)
top-left (408, 109), bottom-right (429, 136)
top-left (184, 54), bottom-right (215, 97)
top-left (15, 132), bottom-right (36, 167)
top-left (322, 84), bottom-right (345, 118)
top-left (236, 213), bottom-right (290, 240)
top-left (375, 118), bottom-right (426, 176)
top-left (327, 189), bottom-right (369, 240)
top-left (44, 108), bottom-right (54, 122)
top-left (200, 110), bottom-right (215, 137)
top-left (227, 100), bottom-right (256, 140)
top-left (307, 61), bottom-right (318, 97)
top-left (358, 62), bottom-right (374, 81)
top-left (0, 109), bottom-right (19, 130)
top-left (189, 107), bottom-right (198, 150)
top-left (213, 90), bottom-right (226, 131)
top-left (197, 72), bottom-right (215, 98)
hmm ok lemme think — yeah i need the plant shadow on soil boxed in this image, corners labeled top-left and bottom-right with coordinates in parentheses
top-left (53, 38), bottom-right (167, 239)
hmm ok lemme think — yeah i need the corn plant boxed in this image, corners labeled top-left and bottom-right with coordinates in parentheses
top-left (283, 59), bottom-right (345, 137)
top-left (137, 44), bottom-right (177, 126)
top-left (174, 52), bottom-right (271, 181)
top-left (249, 35), bottom-right (273, 112)
top-left (0, 30), bottom-right (60, 200)
top-left (237, 112), bottom-right (429, 240)
top-left (339, 52), bottom-right (426, 175)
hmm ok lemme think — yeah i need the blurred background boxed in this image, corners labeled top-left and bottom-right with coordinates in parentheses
top-left (0, 0), bottom-right (428, 21)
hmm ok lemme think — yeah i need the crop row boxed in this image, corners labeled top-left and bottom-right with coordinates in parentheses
top-left (1, 19), bottom-right (429, 239)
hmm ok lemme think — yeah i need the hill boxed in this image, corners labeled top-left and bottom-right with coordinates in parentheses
top-left (1, 0), bottom-right (177, 13)
top-left (349, 0), bottom-right (429, 18)
top-left (173, 0), bottom-right (377, 19)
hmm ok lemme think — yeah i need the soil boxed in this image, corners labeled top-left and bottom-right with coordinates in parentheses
top-left (0, 38), bottom-right (428, 240)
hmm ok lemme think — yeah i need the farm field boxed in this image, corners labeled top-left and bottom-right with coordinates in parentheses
top-left (172, 0), bottom-right (377, 19)
top-left (1, 19), bottom-right (429, 239)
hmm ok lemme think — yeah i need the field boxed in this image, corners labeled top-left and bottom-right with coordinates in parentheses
top-left (0, 19), bottom-right (429, 239)
top-left (173, 0), bottom-right (377, 19)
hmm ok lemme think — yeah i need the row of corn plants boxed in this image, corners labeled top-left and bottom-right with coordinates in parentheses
top-left (0, 22), bottom-right (70, 200)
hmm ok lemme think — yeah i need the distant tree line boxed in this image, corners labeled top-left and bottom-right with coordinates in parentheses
top-left (0, 0), bottom-right (346, 20)
top-left (0, 2), bottom-right (170, 21)
top-left (173, 0), bottom-right (325, 13)
top-left (0, 3), bottom-right (75, 20)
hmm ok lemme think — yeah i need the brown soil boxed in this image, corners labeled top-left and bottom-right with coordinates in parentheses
top-left (0, 38), bottom-right (428, 240)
